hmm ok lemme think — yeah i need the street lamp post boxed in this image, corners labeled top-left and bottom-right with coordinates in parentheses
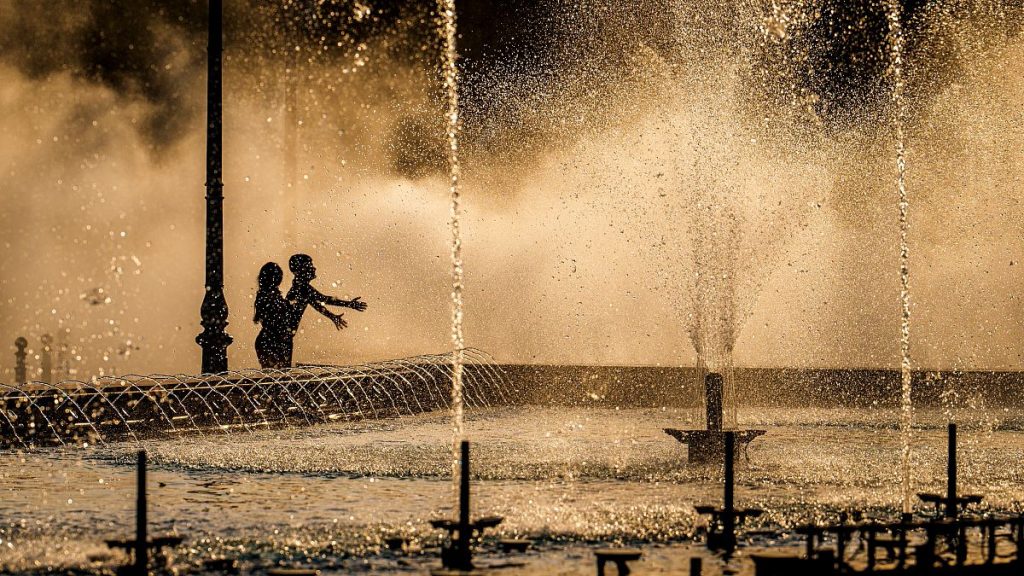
top-left (196, 0), bottom-right (232, 373)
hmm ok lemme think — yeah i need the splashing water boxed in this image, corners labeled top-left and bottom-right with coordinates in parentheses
top-left (884, 0), bottom-right (913, 514)
top-left (438, 0), bottom-right (465, 490)
top-left (0, 350), bottom-right (510, 450)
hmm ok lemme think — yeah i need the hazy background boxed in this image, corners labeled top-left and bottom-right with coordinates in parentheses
top-left (0, 0), bottom-right (1021, 379)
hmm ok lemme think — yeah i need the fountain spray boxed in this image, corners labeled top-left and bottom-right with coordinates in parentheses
top-left (884, 0), bottom-right (913, 515)
top-left (438, 0), bottom-right (466, 492)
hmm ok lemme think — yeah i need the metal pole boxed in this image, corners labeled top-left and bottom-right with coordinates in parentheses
top-left (196, 0), bottom-right (232, 373)
top-left (458, 440), bottom-right (471, 567)
top-left (947, 423), bottom-right (957, 519)
top-left (724, 431), bottom-right (735, 553)
top-left (135, 450), bottom-right (148, 576)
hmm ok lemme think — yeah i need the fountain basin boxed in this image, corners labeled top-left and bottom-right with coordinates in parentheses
top-left (664, 428), bottom-right (766, 465)
top-left (2, 405), bottom-right (1024, 574)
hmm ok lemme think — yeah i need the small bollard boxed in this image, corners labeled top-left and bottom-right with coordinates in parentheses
top-left (14, 337), bottom-right (27, 385)
top-left (690, 556), bottom-right (702, 575)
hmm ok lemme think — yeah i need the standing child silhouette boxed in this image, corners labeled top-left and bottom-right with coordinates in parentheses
top-left (286, 254), bottom-right (368, 338)
top-left (253, 262), bottom-right (297, 369)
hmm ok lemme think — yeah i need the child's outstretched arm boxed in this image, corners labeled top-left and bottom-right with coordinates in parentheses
top-left (310, 300), bottom-right (347, 330)
top-left (312, 287), bottom-right (368, 311)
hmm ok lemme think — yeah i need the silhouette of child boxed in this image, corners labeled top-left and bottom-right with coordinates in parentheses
top-left (253, 262), bottom-right (297, 369)
top-left (286, 254), bottom-right (368, 335)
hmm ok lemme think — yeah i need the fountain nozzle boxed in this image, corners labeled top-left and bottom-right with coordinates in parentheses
top-left (663, 373), bottom-right (766, 464)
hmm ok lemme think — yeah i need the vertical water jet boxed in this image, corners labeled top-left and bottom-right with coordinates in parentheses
top-left (884, 0), bottom-right (913, 515)
top-left (283, 6), bottom-right (300, 249)
top-left (438, 0), bottom-right (466, 489)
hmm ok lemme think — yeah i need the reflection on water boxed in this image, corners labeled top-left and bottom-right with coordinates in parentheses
top-left (2, 406), bottom-right (1023, 573)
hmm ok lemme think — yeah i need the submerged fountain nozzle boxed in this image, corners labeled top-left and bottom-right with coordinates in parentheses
top-left (457, 440), bottom-right (471, 567)
top-left (914, 422), bottom-right (985, 519)
top-left (430, 440), bottom-right (503, 573)
top-left (694, 431), bottom-right (763, 556)
top-left (107, 450), bottom-right (184, 576)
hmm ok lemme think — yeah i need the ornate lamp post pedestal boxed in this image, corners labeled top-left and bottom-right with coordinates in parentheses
top-left (196, 0), bottom-right (232, 374)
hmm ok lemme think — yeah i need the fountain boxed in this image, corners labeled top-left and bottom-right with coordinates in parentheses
top-left (0, 0), bottom-right (1022, 574)
top-left (439, 0), bottom-right (467, 481)
top-left (884, 0), bottom-right (916, 517)
top-left (664, 372), bottom-right (765, 464)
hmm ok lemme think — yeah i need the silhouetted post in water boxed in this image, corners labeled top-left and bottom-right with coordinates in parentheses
top-left (694, 431), bottom-right (762, 555)
top-left (135, 450), bottom-right (148, 576)
top-left (455, 440), bottom-right (472, 570)
top-left (196, 0), bottom-right (233, 373)
top-left (706, 373), bottom-right (723, 432)
top-left (946, 423), bottom-right (957, 519)
top-left (14, 337), bottom-right (27, 385)
top-left (722, 431), bottom-right (736, 553)
top-left (916, 422), bottom-right (982, 518)
top-left (429, 440), bottom-right (503, 571)
top-left (106, 450), bottom-right (183, 574)
top-left (39, 334), bottom-right (52, 384)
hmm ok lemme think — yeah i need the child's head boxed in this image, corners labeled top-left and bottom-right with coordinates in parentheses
top-left (258, 262), bottom-right (284, 290)
top-left (289, 253), bottom-right (316, 281)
